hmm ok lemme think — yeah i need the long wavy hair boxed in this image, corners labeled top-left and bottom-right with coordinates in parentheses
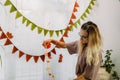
top-left (79, 21), bottom-right (103, 66)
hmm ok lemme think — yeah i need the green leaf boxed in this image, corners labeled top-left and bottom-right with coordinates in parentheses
top-left (10, 5), bottom-right (17, 13)
top-left (15, 11), bottom-right (22, 19)
top-left (4, 0), bottom-right (11, 6)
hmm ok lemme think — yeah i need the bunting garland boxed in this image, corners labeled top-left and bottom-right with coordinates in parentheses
top-left (4, 0), bottom-right (96, 37)
top-left (0, 27), bottom-right (56, 63)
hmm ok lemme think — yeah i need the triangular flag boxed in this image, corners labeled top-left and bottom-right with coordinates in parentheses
top-left (70, 26), bottom-right (73, 31)
top-left (19, 51), bottom-right (24, 58)
top-left (0, 32), bottom-right (6, 39)
top-left (77, 19), bottom-right (81, 25)
top-left (4, 39), bottom-right (12, 45)
top-left (31, 23), bottom-right (36, 30)
top-left (26, 20), bottom-right (31, 27)
top-left (49, 30), bottom-right (54, 37)
top-left (91, 0), bottom-right (95, 5)
top-left (12, 46), bottom-right (18, 54)
top-left (26, 54), bottom-right (32, 62)
top-left (88, 5), bottom-right (92, 9)
top-left (40, 55), bottom-right (45, 62)
top-left (22, 17), bottom-right (27, 24)
top-left (81, 15), bottom-right (85, 20)
top-left (4, 0), bottom-right (11, 6)
top-left (48, 52), bottom-right (52, 59)
top-left (86, 9), bottom-right (90, 14)
top-left (10, 5), bottom-right (17, 13)
top-left (55, 31), bottom-right (59, 36)
top-left (69, 19), bottom-right (74, 25)
top-left (38, 27), bottom-right (43, 34)
top-left (74, 2), bottom-right (79, 7)
top-left (51, 48), bottom-right (56, 54)
top-left (60, 37), bottom-right (64, 42)
top-left (63, 31), bottom-right (68, 37)
top-left (44, 29), bottom-right (48, 36)
top-left (71, 13), bottom-right (76, 19)
top-left (60, 30), bottom-right (63, 34)
top-left (66, 26), bottom-right (71, 31)
top-left (73, 7), bottom-right (78, 12)
top-left (15, 11), bottom-right (22, 19)
top-left (74, 23), bottom-right (77, 28)
top-left (34, 56), bottom-right (39, 63)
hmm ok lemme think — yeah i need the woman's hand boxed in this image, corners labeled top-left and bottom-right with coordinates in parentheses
top-left (42, 39), bottom-right (52, 49)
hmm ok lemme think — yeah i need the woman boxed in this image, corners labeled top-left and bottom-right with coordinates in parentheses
top-left (42, 21), bottom-right (103, 80)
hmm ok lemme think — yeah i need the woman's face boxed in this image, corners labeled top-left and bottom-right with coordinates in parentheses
top-left (79, 29), bottom-right (88, 44)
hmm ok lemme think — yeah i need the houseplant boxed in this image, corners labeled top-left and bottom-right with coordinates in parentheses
top-left (102, 49), bottom-right (120, 80)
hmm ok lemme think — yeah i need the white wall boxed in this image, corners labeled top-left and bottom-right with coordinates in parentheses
top-left (0, 0), bottom-right (120, 80)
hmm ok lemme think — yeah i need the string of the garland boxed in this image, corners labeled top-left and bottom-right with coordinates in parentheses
top-left (4, 0), bottom-right (96, 37)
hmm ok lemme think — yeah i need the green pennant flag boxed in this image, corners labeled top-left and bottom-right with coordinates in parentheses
top-left (77, 19), bottom-right (81, 25)
top-left (31, 23), bottom-right (36, 30)
top-left (44, 29), bottom-right (48, 36)
top-left (55, 31), bottom-right (59, 36)
top-left (70, 26), bottom-right (73, 31)
top-left (91, 0), bottom-right (95, 5)
top-left (83, 13), bottom-right (87, 18)
top-left (26, 20), bottom-right (31, 27)
top-left (22, 17), bottom-right (27, 24)
top-left (38, 27), bottom-right (43, 34)
top-left (10, 5), bottom-right (17, 13)
top-left (15, 11), bottom-right (22, 19)
top-left (86, 9), bottom-right (90, 14)
top-left (74, 23), bottom-right (77, 28)
top-left (88, 5), bottom-right (92, 10)
top-left (4, 0), bottom-right (11, 6)
top-left (60, 30), bottom-right (63, 34)
top-left (81, 15), bottom-right (85, 20)
top-left (49, 30), bottom-right (54, 37)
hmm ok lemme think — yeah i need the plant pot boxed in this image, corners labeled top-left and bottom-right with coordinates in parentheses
top-left (98, 67), bottom-right (111, 80)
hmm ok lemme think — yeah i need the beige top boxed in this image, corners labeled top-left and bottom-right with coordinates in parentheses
top-left (66, 41), bottom-right (102, 80)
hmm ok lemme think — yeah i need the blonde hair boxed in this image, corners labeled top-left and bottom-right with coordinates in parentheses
top-left (79, 21), bottom-right (103, 65)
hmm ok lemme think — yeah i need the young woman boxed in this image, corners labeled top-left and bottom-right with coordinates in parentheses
top-left (42, 21), bottom-right (103, 80)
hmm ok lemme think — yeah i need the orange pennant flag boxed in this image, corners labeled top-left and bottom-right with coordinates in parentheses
top-left (48, 52), bottom-right (52, 59)
top-left (34, 56), bottom-right (39, 63)
top-left (26, 54), bottom-right (32, 62)
top-left (71, 13), bottom-right (76, 19)
top-left (60, 37), bottom-right (64, 42)
top-left (73, 7), bottom-right (78, 12)
top-left (4, 39), bottom-right (12, 45)
top-left (74, 2), bottom-right (79, 7)
top-left (69, 19), bottom-right (73, 25)
top-left (63, 31), bottom-right (68, 37)
top-left (0, 32), bottom-right (7, 39)
top-left (12, 46), bottom-right (18, 54)
top-left (40, 55), bottom-right (45, 62)
top-left (51, 48), bottom-right (56, 54)
top-left (66, 26), bottom-right (71, 31)
top-left (19, 51), bottom-right (24, 58)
